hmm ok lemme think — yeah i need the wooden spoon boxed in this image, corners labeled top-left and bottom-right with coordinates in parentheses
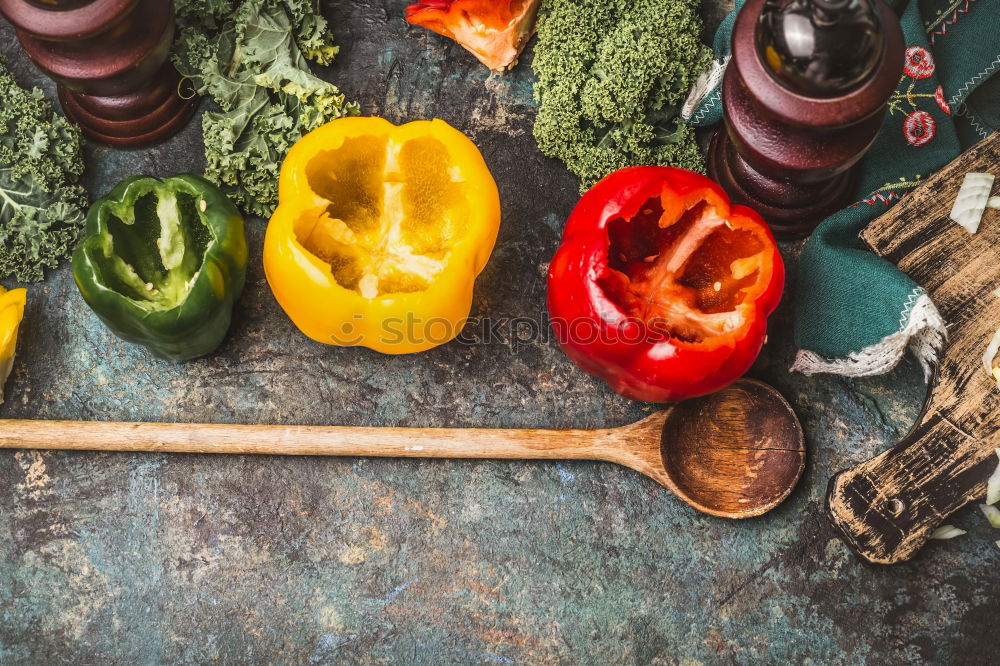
top-left (0, 379), bottom-right (805, 518)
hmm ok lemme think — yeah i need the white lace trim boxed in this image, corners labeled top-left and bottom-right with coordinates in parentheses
top-left (681, 56), bottom-right (730, 122)
top-left (790, 291), bottom-right (947, 379)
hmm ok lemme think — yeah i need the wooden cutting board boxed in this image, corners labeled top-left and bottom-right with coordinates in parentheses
top-left (827, 131), bottom-right (1000, 564)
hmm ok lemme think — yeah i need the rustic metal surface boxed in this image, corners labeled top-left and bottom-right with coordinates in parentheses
top-left (1, 1), bottom-right (998, 663)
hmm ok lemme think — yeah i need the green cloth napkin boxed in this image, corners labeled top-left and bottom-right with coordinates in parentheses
top-left (683, 0), bottom-right (1000, 377)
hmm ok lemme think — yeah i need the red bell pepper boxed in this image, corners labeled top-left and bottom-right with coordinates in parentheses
top-left (547, 167), bottom-right (784, 403)
top-left (405, 0), bottom-right (541, 72)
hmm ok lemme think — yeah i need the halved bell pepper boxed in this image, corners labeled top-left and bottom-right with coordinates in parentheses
top-left (264, 116), bottom-right (501, 354)
top-left (72, 175), bottom-right (247, 361)
top-left (0, 285), bottom-right (26, 405)
top-left (405, 0), bottom-right (542, 72)
top-left (547, 167), bottom-right (784, 403)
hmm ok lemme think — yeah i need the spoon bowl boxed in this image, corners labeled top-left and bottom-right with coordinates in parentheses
top-left (0, 379), bottom-right (806, 518)
top-left (657, 379), bottom-right (806, 518)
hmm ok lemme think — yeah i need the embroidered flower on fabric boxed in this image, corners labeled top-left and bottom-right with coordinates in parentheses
top-left (904, 110), bottom-right (936, 146)
top-left (887, 46), bottom-right (945, 147)
top-left (904, 46), bottom-right (935, 79)
top-left (934, 85), bottom-right (951, 114)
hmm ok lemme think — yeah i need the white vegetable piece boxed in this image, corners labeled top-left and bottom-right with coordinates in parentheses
top-left (987, 448), bottom-right (1000, 505)
top-left (983, 329), bottom-right (1000, 388)
top-left (950, 172), bottom-right (995, 234)
top-left (989, 196), bottom-right (1000, 210)
top-left (929, 524), bottom-right (967, 540)
top-left (980, 504), bottom-right (1000, 528)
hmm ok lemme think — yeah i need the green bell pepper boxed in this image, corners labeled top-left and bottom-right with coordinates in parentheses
top-left (72, 174), bottom-right (248, 361)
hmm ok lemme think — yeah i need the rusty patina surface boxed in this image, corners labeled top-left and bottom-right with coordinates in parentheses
top-left (1, 2), bottom-right (998, 663)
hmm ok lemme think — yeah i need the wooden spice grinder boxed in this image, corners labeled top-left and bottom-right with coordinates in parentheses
top-left (708, 0), bottom-right (904, 238)
top-left (0, 0), bottom-right (196, 147)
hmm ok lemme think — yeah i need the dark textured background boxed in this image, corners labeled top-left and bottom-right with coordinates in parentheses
top-left (2, 1), bottom-right (999, 663)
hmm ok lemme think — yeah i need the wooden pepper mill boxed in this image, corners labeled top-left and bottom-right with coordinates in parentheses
top-left (0, 0), bottom-right (196, 148)
top-left (708, 0), bottom-right (904, 238)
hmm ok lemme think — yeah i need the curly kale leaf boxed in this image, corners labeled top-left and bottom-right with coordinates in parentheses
top-left (532, 0), bottom-right (712, 191)
top-left (173, 0), bottom-right (359, 218)
top-left (0, 56), bottom-right (88, 283)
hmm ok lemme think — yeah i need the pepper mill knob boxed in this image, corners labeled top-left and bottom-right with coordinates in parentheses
top-left (0, 0), bottom-right (196, 148)
top-left (708, 0), bottom-right (904, 238)
top-left (758, 0), bottom-right (884, 96)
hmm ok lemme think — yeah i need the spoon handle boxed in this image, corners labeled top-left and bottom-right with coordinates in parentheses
top-left (0, 418), bottom-right (618, 461)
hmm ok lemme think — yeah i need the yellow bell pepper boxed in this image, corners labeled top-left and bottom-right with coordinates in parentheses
top-left (264, 117), bottom-right (501, 354)
top-left (0, 285), bottom-right (26, 405)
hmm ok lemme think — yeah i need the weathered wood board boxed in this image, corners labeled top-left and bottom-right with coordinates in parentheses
top-left (829, 131), bottom-right (1000, 564)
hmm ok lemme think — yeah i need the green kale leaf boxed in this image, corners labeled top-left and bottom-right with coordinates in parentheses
top-left (173, 0), bottom-right (359, 218)
top-left (0, 56), bottom-right (88, 283)
top-left (532, 0), bottom-right (713, 191)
